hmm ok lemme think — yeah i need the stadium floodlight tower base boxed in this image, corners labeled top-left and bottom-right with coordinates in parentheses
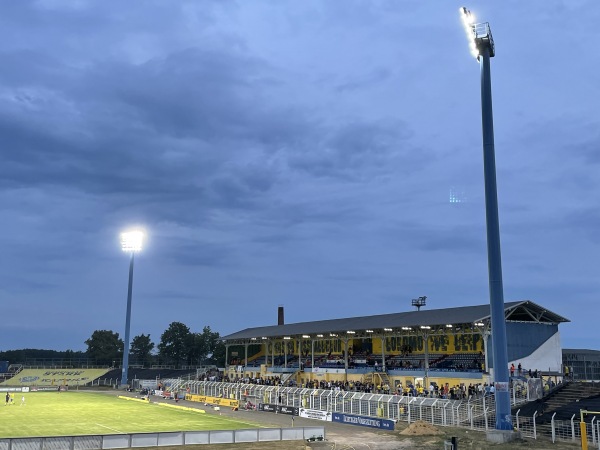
top-left (460, 7), bottom-right (512, 432)
top-left (486, 430), bottom-right (522, 443)
top-left (120, 229), bottom-right (144, 388)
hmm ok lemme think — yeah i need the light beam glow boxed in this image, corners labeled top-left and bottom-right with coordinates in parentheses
top-left (121, 230), bottom-right (144, 253)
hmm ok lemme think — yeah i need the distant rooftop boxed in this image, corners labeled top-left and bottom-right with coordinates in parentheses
top-left (563, 349), bottom-right (600, 355)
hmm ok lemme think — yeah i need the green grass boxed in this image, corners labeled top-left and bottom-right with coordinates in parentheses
top-left (0, 391), bottom-right (259, 438)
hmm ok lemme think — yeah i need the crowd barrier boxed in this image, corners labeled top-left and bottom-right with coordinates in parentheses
top-left (178, 379), bottom-right (587, 443)
top-left (0, 427), bottom-right (326, 449)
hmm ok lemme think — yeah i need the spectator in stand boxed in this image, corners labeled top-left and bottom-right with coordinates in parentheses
top-left (510, 363), bottom-right (515, 377)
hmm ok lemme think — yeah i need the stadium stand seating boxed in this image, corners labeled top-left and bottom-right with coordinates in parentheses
top-left (512, 381), bottom-right (600, 424)
top-left (98, 368), bottom-right (198, 383)
top-left (0, 368), bottom-right (110, 386)
top-left (238, 351), bottom-right (486, 372)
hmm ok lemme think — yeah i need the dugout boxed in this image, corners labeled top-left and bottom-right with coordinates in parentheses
top-left (222, 300), bottom-right (568, 388)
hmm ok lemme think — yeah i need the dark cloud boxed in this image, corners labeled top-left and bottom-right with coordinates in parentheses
top-left (0, 1), bottom-right (596, 351)
top-left (158, 238), bottom-right (235, 268)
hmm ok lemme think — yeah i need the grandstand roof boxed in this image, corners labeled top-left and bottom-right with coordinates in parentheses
top-left (563, 349), bottom-right (600, 356)
top-left (222, 300), bottom-right (569, 342)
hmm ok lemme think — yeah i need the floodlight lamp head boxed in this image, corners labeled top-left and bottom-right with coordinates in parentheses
top-left (460, 7), bottom-right (495, 59)
top-left (460, 7), bottom-right (475, 26)
top-left (121, 230), bottom-right (144, 253)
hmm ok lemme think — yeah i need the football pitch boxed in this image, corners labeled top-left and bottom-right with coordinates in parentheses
top-left (0, 391), bottom-right (260, 438)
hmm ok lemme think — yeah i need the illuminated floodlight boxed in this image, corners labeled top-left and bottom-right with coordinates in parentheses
top-left (119, 228), bottom-right (145, 388)
top-left (302, 335), bottom-right (310, 339)
top-left (317, 334), bottom-right (324, 338)
top-left (460, 6), bottom-right (511, 433)
top-left (330, 333), bottom-right (338, 337)
top-left (460, 7), bottom-right (495, 59)
top-left (366, 329), bottom-right (374, 333)
top-left (251, 337), bottom-right (257, 340)
top-left (121, 230), bottom-right (144, 253)
top-left (446, 324), bottom-right (453, 328)
top-left (401, 327), bottom-right (412, 331)
top-left (347, 330), bottom-right (355, 334)
top-left (261, 336), bottom-right (268, 340)
top-left (460, 7), bottom-right (478, 58)
top-left (384, 328), bottom-right (393, 332)
top-left (420, 325), bottom-right (431, 330)
top-left (283, 336), bottom-right (291, 340)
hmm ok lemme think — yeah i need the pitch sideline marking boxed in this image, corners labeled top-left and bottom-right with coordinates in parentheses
top-left (175, 409), bottom-right (262, 428)
top-left (95, 423), bottom-right (125, 434)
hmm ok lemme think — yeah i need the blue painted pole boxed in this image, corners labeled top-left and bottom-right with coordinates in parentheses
top-left (479, 46), bottom-right (512, 430)
top-left (121, 252), bottom-right (135, 387)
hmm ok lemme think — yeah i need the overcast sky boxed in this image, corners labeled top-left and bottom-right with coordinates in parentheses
top-left (0, 0), bottom-right (598, 353)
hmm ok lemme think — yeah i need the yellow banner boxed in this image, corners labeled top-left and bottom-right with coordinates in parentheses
top-left (373, 334), bottom-right (483, 354)
top-left (185, 394), bottom-right (239, 408)
top-left (265, 334), bottom-right (483, 357)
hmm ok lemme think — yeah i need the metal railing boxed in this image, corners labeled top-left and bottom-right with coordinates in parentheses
top-left (174, 379), bottom-right (600, 444)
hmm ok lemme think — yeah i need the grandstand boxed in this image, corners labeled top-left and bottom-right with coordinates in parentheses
top-left (0, 367), bottom-right (200, 390)
top-left (221, 300), bottom-right (569, 389)
top-left (0, 368), bottom-right (110, 387)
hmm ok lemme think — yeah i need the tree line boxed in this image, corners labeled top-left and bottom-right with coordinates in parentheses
top-left (0, 322), bottom-right (228, 368)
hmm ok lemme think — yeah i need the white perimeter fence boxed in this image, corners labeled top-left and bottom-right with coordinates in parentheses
top-left (174, 379), bottom-right (600, 445)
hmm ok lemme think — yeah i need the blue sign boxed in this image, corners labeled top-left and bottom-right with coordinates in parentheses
top-left (19, 376), bottom-right (39, 383)
top-left (332, 412), bottom-right (395, 430)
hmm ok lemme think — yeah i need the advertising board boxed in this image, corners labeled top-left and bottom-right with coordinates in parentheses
top-left (299, 408), bottom-right (332, 421)
top-left (258, 403), bottom-right (299, 416)
top-left (185, 394), bottom-right (239, 408)
top-left (331, 412), bottom-right (394, 430)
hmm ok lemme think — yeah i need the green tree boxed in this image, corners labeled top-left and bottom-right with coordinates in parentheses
top-left (85, 330), bottom-right (123, 366)
top-left (189, 326), bottom-right (221, 365)
top-left (158, 322), bottom-right (193, 367)
top-left (0, 349), bottom-right (87, 365)
top-left (130, 334), bottom-right (155, 367)
top-left (209, 340), bottom-right (226, 366)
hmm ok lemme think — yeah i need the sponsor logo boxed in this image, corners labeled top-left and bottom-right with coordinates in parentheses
top-left (494, 382), bottom-right (509, 392)
top-left (258, 403), bottom-right (298, 415)
top-left (332, 413), bottom-right (394, 430)
top-left (278, 406), bottom-right (298, 416)
top-left (42, 371), bottom-right (85, 376)
top-left (299, 408), bottom-right (332, 421)
top-left (19, 376), bottom-right (39, 383)
top-left (259, 403), bottom-right (277, 412)
top-left (185, 394), bottom-right (238, 408)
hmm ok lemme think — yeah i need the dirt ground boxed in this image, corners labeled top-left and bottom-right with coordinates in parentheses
top-left (104, 389), bottom-right (580, 449)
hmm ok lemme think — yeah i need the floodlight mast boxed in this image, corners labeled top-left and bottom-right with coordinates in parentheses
top-left (460, 7), bottom-right (512, 432)
top-left (120, 230), bottom-right (144, 388)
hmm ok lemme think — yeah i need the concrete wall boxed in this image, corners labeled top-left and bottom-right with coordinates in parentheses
top-left (0, 427), bottom-right (326, 450)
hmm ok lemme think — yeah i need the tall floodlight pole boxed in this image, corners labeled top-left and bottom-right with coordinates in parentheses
top-left (460, 8), bottom-right (512, 432)
top-left (120, 230), bottom-right (144, 388)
